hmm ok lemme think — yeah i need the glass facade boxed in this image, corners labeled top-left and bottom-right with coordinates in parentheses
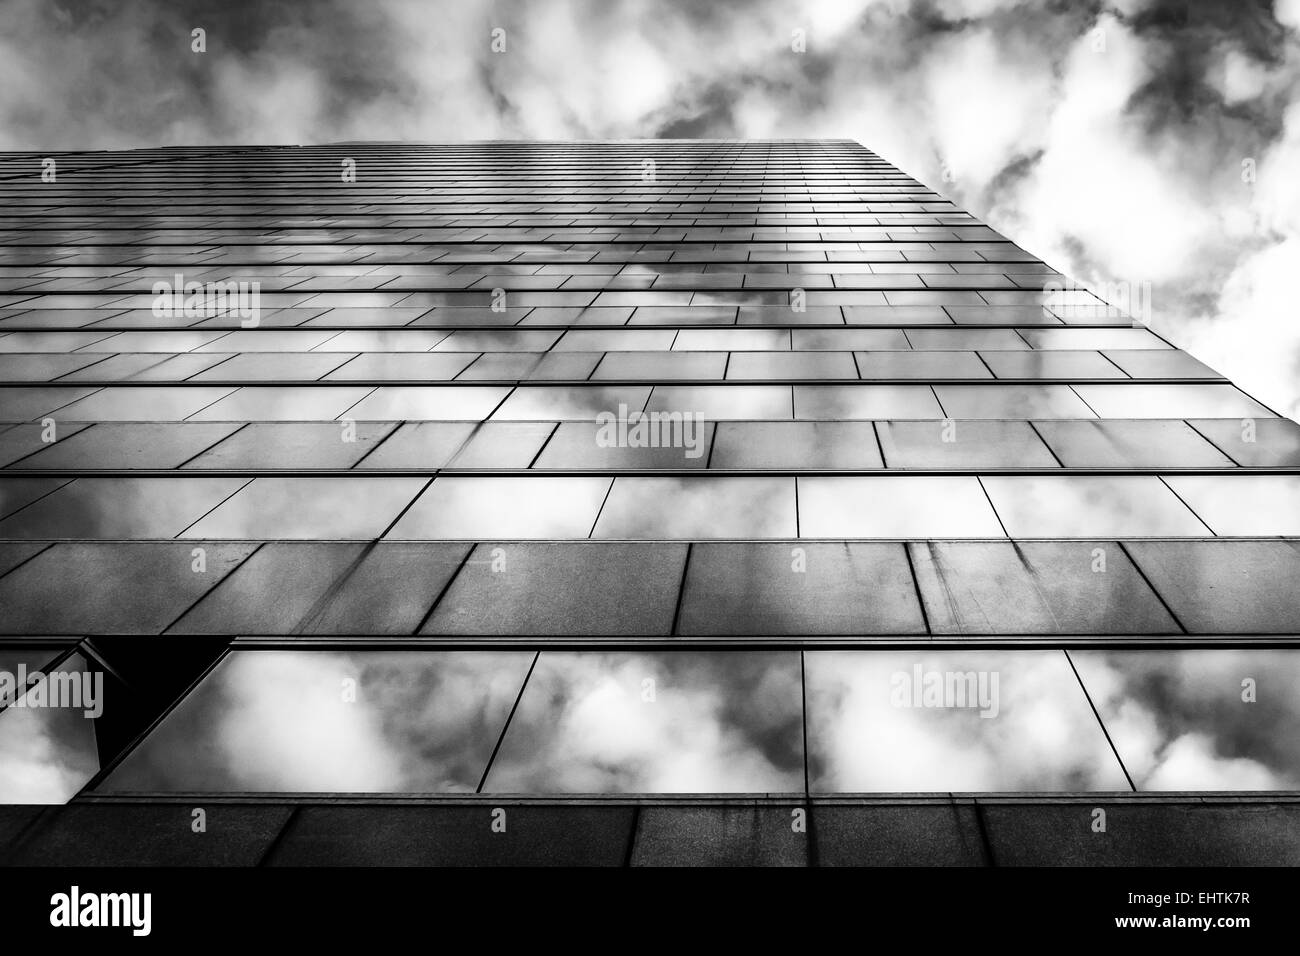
top-left (1, 140), bottom-right (1297, 864)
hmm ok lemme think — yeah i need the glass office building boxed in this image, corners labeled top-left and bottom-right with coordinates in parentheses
top-left (1, 140), bottom-right (1298, 865)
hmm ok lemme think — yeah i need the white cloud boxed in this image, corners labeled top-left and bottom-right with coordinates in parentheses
top-left (922, 28), bottom-right (1054, 187)
top-left (1180, 237), bottom-right (1300, 419)
top-left (1278, 0), bottom-right (1300, 31)
top-left (1218, 48), bottom-right (1273, 104)
top-left (1145, 733), bottom-right (1287, 791)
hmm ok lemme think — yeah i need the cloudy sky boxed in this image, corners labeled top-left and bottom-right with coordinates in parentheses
top-left (2, 0), bottom-right (1298, 417)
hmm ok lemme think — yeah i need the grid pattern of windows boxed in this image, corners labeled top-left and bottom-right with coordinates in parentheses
top-left (1, 141), bottom-right (1298, 863)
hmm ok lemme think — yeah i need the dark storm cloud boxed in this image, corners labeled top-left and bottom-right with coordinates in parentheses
top-left (655, 85), bottom-right (740, 138)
